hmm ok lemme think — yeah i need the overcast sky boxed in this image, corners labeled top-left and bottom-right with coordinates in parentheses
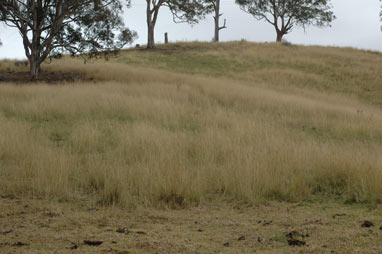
top-left (0, 0), bottom-right (381, 59)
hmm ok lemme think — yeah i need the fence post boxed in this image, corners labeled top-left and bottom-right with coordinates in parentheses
top-left (164, 33), bottom-right (169, 44)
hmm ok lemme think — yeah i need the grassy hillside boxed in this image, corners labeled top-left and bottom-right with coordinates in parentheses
top-left (0, 42), bottom-right (382, 207)
top-left (115, 42), bottom-right (382, 107)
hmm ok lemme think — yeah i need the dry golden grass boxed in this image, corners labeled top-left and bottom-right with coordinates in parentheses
top-left (114, 41), bottom-right (382, 107)
top-left (0, 42), bottom-right (382, 208)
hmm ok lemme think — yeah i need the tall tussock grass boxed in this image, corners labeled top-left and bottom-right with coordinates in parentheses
top-left (1, 42), bottom-right (382, 207)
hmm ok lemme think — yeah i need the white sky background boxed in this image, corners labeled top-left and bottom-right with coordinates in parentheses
top-left (0, 0), bottom-right (381, 60)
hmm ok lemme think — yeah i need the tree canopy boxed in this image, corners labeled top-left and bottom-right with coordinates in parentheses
top-left (236, 0), bottom-right (335, 42)
top-left (145, 0), bottom-right (213, 48)
top-left (0, 0), bottom-right (137, 79)
top-left (158, 0), bottom-right (213, 24)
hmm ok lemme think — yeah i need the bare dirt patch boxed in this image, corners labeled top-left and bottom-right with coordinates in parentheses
top-left (1, 197), bottom-right (382, 254)
top-left (0, 71), bottom-right (87, 84)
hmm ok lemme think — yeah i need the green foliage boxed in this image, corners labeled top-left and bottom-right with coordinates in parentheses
top-left (51, 0), bottom-right (137, 58)
top-left (164, 0), bottom-right (214, 24)
top-left (146, 0), bottom-right (214, 48)
top-left (236, 0), bottom-right (335, 40)
top-left (0, 0), bottom-right (137, 78)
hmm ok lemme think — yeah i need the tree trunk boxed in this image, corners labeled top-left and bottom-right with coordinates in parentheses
top-left (146, 1), bottom-right (159, 49)
top-left (29, 59), bottom-right (40, 80)
top-left (147, 24), bottom-right (155, 49)
top-left (29, 40), bottom-right (42, 80)
top-left (213, 0), bottom-right (221, 42)
top-left (214, 20), bottom-right (219, 42)
top-left (276, 32), bottom-right (283, 42)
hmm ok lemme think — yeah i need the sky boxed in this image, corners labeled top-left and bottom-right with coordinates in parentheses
top-left (0, 0), bottom-right (381, 59)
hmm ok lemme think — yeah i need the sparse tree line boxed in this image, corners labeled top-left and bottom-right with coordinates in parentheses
top-left (0, 0), bottom-right (380, 79)
top-left (0, 0), bottom-right (136, 79)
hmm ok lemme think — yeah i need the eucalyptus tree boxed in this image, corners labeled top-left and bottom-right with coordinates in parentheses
top-left (0, 0), bottom-right (137, 80)
top-left (236, 0), bottom-right (335, 42)
top-left (205, 0), bottom-right (227, 42)
top-left (145, 0), bottom-right (212, 48)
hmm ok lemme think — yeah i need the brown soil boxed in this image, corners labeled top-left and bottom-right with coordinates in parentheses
top-left (0, 71), bottom-right (88, 84)
top-left (1, 197), bottom-right (382, 254)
